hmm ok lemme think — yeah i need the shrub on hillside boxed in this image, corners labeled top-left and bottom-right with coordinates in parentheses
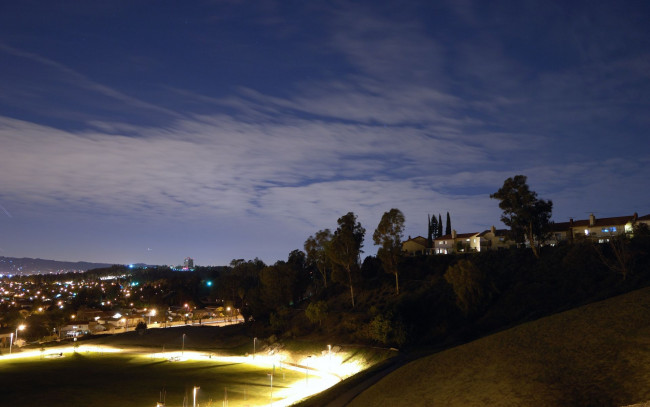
top-left (444, 259), bottom-right (493, 316)
top-left (367, 312), bottom-right (406, 347)
top-left (305, 301), bottom-right (328, 327)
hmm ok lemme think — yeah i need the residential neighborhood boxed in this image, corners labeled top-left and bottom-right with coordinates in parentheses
top-left (403, 212), bottom-right (650, 256)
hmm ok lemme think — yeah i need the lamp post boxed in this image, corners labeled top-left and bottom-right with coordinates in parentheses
top-left (253, 337), bottom-right (257, 359)
top-left (328, 344), bottom-right (332, 369)
top-left (182, 333), bottom-right (186, 356)
top-left (305, 355), bottom-right (312, 387)
top-left (268, 373), bottom-right (274, 405)
top-left (16, 324), bottom-right (25, 341)
top-left (10, 324), bottom-right (26, 354)
top-left (148, 309), bottom-right (156, 325)
top-left (192, 386), bottom-right (200, 407)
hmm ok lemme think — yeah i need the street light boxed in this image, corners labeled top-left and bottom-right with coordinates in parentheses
top-left (148, 309), bottom-right (156, 325)
top-left (10, 324), bottom-right (26, 354)
top-left (192, 386), bottom-right (200, 407)
top-left (268, 373), bottom-right (274, 405)
top-left (305, 355), bottom-right (312, 387)
top-left (328, 344), bottom-right (332, 369)
top-left (182, 333), bottom-right (186, 356)
top-left (253, 337), bottom-right (257, 359)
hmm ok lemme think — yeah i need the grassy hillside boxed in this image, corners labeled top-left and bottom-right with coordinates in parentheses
top-left (349, 286), bottom-right (650, 407)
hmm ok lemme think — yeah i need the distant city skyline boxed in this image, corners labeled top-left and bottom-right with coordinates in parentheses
top-left (1, 1), bottom-right (649, 266)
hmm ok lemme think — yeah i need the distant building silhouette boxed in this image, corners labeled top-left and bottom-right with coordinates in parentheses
top-left (183, 257), bottom-right (194, 270)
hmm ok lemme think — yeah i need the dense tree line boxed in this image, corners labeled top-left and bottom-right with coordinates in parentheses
top-left (5, 176), bottom-right (650, 352)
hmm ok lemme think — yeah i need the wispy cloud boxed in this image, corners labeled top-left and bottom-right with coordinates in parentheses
top-left (0, 43), bottom-right (179, 125)
top-left (0, 1), bottom-right (648, 264)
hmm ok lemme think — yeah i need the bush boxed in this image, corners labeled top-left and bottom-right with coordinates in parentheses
top-left (305, 301), bottom-right (328, 326)
top-left (366, 312), bottom-right (406, 347)
top-left (269, 306), bottom-right (289, 332)
top-left (444, 259), bottom-right (492, 316)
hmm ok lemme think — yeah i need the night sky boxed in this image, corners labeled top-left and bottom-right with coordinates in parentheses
top-left (1, 1), bottom-right (649, 266)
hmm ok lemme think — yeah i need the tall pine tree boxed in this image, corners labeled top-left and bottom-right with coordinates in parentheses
top-left (438, 214), bottom-right (443, 237)
top-left (428, 214), bottom-right (438, 247)
top-left (445, 212), bottom-right (452, 236)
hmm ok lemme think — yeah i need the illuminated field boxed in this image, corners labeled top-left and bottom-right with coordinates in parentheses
top-left (0, 347), bottom-right (338, 407)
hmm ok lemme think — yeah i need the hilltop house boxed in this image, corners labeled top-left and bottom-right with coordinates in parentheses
top-left (402, 212), bottom-right (649, 256)
top-left (434, 231), bottom-right (478, 254)
top-left (402, 236), bottom-right (429, 256)
top-left (640, 214), bottom-right (650, 228)
top-left (478, 226), bottom-right (515, 251)
top-left (548, 213), bottom-right (648, 245)
top-left (433, 227), bottom-right (514, 254)
top-left (403, 227), bottom-right (515, 256)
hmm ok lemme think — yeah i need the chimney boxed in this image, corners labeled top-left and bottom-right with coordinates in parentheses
top-left (589, 213), bottom-right (595, 227)
top-left (569, 218), bottom-right (574, 227)
top-left (491, 225), bottom-right (496, 234)
top-left (452, 229), bottom-right (457, 239)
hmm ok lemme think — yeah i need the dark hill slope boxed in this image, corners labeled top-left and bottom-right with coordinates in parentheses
top-left (350, 286), bottom-right (650, 407)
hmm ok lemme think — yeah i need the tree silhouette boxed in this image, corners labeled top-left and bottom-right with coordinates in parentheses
top-left (490, 175), bottom-right (552, 258)
top-left (304, 229), bottom-right (333, 289)
top-left (374, 209), bottom-right (406, 295)
top-left (328, 212), bottom-right (365, 308)
top-left (427, 214), bottom-right (438, 247)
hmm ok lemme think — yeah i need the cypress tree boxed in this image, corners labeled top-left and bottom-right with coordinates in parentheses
top-left (428, 214), bottom-right (438, 247)
top-left (438, 214), bottom-right (443, 237)
top-left (446, 212), bottom-right (452, 236)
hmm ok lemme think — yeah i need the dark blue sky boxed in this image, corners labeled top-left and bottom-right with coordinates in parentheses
top-left (1, 1), bottom-right (649, 266)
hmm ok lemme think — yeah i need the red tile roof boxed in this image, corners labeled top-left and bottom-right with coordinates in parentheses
top-left (570, 215), bottom-right (635, 228)
top-left (434, 232), bottom-right (479, 241)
